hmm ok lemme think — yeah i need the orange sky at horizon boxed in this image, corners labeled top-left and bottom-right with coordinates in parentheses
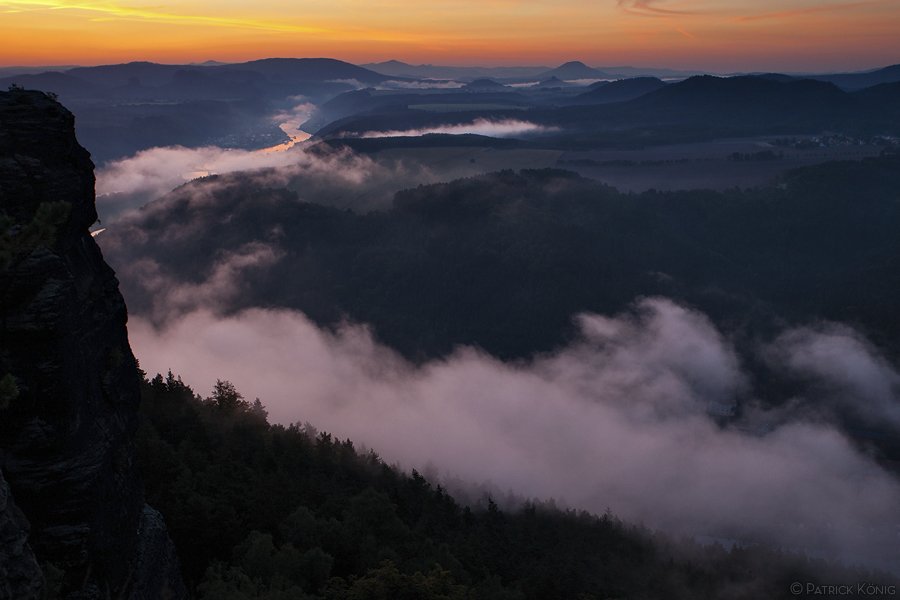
top-left (2, 0), bottom-right (899, 72)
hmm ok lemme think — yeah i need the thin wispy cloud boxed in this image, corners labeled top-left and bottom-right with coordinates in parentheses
top-left (616, 0), bottom-right (697, 17)
top-left (0, 0), bottom-right (442, 44)
top-left (665, 20), bottom-right (696, 38)
top-left (0, 0), bottom-right (329, 33)
top-left (733, 0), bottom-right (900, 22)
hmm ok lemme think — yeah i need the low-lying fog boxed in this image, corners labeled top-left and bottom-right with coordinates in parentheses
top-left (127, 294), bottom-right (900, 571)
top-left (357, 118), bottom-right (557, 139)
top-left (95, 139), bottom-right (561, 222)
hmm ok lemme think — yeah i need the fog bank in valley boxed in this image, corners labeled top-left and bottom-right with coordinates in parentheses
top-left (94, 135), bottom-right (546, 222)
top-left (357, 118), bottom-right (558, 139)
top-left (128, 297), bottom-right (900, 569)
top-left (94, 143), bottom-right (382, 222)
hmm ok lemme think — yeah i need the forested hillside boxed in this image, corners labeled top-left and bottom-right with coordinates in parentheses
top-left (137, 371), bottom-right (899, 599)
top-left (104, 154), bottom-right (900, 368)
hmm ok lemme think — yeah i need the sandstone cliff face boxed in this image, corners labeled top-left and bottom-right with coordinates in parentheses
top-left (0, 469), bottom-right (41, 599)
top-left (0, 89), bottom-right (185, 599)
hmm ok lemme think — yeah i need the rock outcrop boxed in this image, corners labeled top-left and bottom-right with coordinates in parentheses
top-left (0, 469), bottom-right (42, 599)
top-left (0, 89), bottom-right (185, 599)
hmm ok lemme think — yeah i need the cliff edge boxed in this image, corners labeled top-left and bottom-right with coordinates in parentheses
top-left (0, 89), bottom-right (186, 599)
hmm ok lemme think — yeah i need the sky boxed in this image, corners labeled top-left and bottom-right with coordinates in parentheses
top-left (1, 0), bottom-right (899, 73)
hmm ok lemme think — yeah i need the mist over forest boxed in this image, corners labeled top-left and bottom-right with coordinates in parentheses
top-left (96, 152), bottom-right (900, 567)
top-left (5, 55), bottom-right (900, 598)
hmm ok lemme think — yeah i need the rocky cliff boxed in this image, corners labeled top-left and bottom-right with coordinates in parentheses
top-left (0, 89), bottom-right (186, 599)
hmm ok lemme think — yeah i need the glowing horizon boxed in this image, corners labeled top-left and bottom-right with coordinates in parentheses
top-left (1, 0), bottom-right (898, 73)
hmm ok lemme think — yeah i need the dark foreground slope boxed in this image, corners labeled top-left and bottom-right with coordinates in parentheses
top-left (138, 373), bottom-right (900, 599)
top-left (0, 89), bottom-right (185, 599)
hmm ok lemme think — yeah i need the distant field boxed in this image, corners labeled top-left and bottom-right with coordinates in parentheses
top-left (558, 136), bottom-right (886, 192)
top-left (408, 103), bottom-right (527, 112)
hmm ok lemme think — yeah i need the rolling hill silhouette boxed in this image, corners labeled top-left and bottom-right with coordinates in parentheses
top-left (536, 61), bottom-right (612, 80)
top-left (810, 63), bottom-right (900, 91)
top-left (569, 77), bottom-right (667, 105)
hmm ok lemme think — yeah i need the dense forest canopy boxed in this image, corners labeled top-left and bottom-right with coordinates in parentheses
top-left (136, 371), bottom-right (900, 599)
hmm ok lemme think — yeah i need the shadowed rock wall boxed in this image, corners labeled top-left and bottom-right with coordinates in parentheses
top-left (0, 89), bottom-right (185, 600)
top-left (0, 469), bottom-right (41, 599)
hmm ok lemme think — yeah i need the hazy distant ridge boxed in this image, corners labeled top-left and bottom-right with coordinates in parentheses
top-left (359, 60), bottom-right (549, 80)
top-left (568, 76), bottom-right (668, 105)
top-left (807, 63), bottom-right (900, 91)
top-left (535, 61), bottom-right (613, 80)
top-left (360, 60), bottom-right (715, 81)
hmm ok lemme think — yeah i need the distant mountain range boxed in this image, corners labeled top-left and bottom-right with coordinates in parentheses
top-left (5, 59), bottom-right (898, 91)
top-left (0, 58), bottom-right (409, 164)
top-left (542, 74), bottom-right (899, 133)
top-left (0, 58), bottom-right (397, 103)
top-left (0, 65), bottom-right (81, 78)
top-left (316, 73), bottom-right (900, 144)
top-left (4, 57), bottom-right (898, 164)
top-left (532, 76), bottom-right (583, 88)
top-left (536, 61), bottom-right (614, 81)
top-left (621, 75), bottom-right (855, 121)
top-left (461, 78), bottom-right (509, 91)
top-left (360, 60), bottom-right (713, 81)
top-left (359, 60), bottom-right (900, 89)
top-left (358, 61), bottom-right (550, 81)
top-left (806, 63), bottom-right (900, 91)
